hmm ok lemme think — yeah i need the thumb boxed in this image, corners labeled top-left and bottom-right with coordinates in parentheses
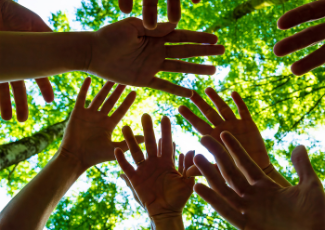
top-left (291, 145), bottom-right (318, 184)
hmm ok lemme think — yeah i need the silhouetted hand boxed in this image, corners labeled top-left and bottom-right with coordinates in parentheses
top-left (274, 1), bottom-right (325, 75)
top-left (118, 0), bottom-right (201, 30)
top-left (87, 17), bottom-right (224, 98)
top-left (179, 89), bottom-right (269, 177)
top-left (115, 115), bottom-right (194, 226)
top-left (194, 132), bottom-right (325, 230)
top-left (61, 77), bottom-right (144, 169)
top-left (0, 0), bottom-right (54, 122)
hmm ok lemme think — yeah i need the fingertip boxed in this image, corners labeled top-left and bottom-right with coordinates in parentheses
top-left (204, 87), bottom-right (215, 95)
top-left (178, 105), bottom-right (187, 113)
top-left (291, 62), bottom-right (305, 76)
top-left (200, 134), bottom-right (214, 146)
top-left (207, 66), bottom-right (216, 75)
top-left (193, 183), bottom-right (206, 193)
top-left (191, 0), bottom-right (201, 3)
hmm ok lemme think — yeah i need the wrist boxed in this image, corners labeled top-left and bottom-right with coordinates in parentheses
top-left (61, 31), bottom-right (93, 73)
top-left (56, 148), bottom-right (88, 175)
top-left (151, 213), bottom-right (184, 230)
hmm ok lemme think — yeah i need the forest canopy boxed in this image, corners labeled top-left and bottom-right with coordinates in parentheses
top-left (1, 0), bottom-right (325, 229)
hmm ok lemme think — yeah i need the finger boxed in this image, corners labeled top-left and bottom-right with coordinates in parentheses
top-left (231, 92), bottom-right (252, 120)
top-left (142, 0), bottom-right (158, 30)
top-left (158, 138), bottom-right (162, 157)
top-left (167, 0), bottom-right (181, 24)
top-left (290, 44), bottom-right (325, 76)
top-left (178, 153), bottom-right (185, 174)
top-left (165, 30), bottom-right (218, 44)
top-left (178, 105), bottom-right (213, 134)
top-left (10, 81), bottom-right (28, 122)
top-left (191, 0), bottom-right (201, 3)
top-left (165, 45), bottom-right (225, 58)
top-left (122, 126), bottom-right (145, 164)
top-left (190, 91), bottom-right (223, 126)
top-left (0, 83), bottom-right (12, 120)
top-left (194, 154), bottom-right (241, 207)
top-left (186, 164), bottom-right (221, 177)
top-left (88, 81), bottom-right (115, 111)
top-left (115, 148), bottom-right (136, 176)
top-left (101, 85), bottom-right (126, 114)
top-left (274, 23), bottom-right (325, 57)
top-left (220, 131), bottom-right (267, 183)
top-left (113, 135), bottom-right (145, 152)
top-left (147, 77), bottom-right (193, 98)
top-left (110, 91), bottom-right (136, 124)
top-left (183, 150), bottom-right (195, 177)
top-left (201, 135), bottom-right (250, 195)
top-left (118, 0), bottom-right (133, 14)
top-left (172, 142), bottom-right (176, 162)
top-left (205, 87), bottom-right (237, 121)
top-left (141, 114), bottom-right (157, 158)
top-left (35, 78), bottom-right (54, 103)
top-left (277, 1), bottom-right (325, 30)
top-left (194, 183), bottom-right (245, 229)
top-left (291, 145), bottom-right (319, 185)
top-left (75, 77), bottom-right (91, 108)
top-left (161, 116), bottom-right (173, 161)
top-left (161, 60), bottom-right (216, 75)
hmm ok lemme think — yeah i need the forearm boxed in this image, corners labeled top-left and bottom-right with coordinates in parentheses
top-left (151, 214), bottom-right (184, 230)
top-left (264, 164), bottom-right (292, 187)
top-left (0, 31), bottom-right (91, 81)
top-left (0, 149), bottom-right (86, 230)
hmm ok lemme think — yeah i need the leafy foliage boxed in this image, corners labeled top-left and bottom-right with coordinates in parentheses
top-left (1, 0), bottom-right (325, 229)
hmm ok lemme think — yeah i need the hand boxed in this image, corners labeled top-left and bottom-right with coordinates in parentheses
top-left (193, 132), bottom-right (325, 230)
top-left (273, 1), bottom-right (325, 76)
top-left (0, 0), bottom-right (54, 122)
top-left (179, 88), bottom-right (270, 174)
top-left (61, 77), bottom-right (144, 169)
top-left (120, 141), bottom-right (187, 209)
top-left (118, 0), bottom-right (201, 30)
top-left (114, 115), bottom-right (195, 222)
top-left (87, 17), bottom-right (225, 98)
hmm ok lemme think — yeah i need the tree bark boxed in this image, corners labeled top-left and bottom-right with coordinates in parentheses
top-left (206, 0), bottom-right (289, 32)
top-left (0, 118), bottom-right (69, 170)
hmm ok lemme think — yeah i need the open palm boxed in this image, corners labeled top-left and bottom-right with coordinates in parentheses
top-left (179, 88), bottom-right (269, 169)
top-left (0, 0), bottom-right (54, 121)
top-left (61, 77), bottom-right (144, 168)
top-left (88, 17), bottom-right (224, 97)
top-left (115, 114), bottom-right (194, 217)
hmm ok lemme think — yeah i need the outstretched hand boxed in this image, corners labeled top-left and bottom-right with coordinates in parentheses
top-left (274, 1), bottom-right (325, 75)
top-left (88, 18), bottom-right (224, 98)
top-left (115, 115), bottom-right (195, 221)
top-left (118, 0), bottom-right (201, 30)
top-left (194, 132), bottom-right (325, 230)
top-left (61, 77), bottom-right (144, 169)
top-left (0, 0), bottom-right (54, 122)
top-left (179, 88), bottom-right (270, 178)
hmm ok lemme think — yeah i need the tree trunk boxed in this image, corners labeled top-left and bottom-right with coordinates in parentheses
top-left (206, 0), bottom-right (289, 32)
top-left (0, 117), bottom-right (69, 170)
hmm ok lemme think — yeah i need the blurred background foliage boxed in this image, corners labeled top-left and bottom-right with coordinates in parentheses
top-left (1, 0), bottom-right (325, 229)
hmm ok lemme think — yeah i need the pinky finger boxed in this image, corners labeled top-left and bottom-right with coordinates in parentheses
top-left (114, 148), bottom-right (136, 176)
top-left (147, 77), bottom-right (193, 98)
top-left (194, 183), bottom-right (245, 229)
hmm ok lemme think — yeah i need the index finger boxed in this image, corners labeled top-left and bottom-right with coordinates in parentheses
top-left (277, 1), bottom-right (325, 30)
top-left (165, 30), bottom-right (218, 44)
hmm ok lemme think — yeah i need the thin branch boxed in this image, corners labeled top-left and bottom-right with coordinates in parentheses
top-left (7, 163), bottom-right (19, 183)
